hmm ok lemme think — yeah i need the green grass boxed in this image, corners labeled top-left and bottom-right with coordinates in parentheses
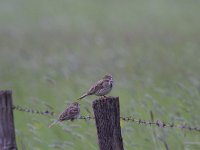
top-left (1, 0), bottom-right (200, 149)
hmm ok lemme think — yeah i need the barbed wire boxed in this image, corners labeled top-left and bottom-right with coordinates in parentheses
top-left (12, 105), bottom-right (55, 116)
top-left (120, 116), bottom-right (200, 132)
top-left (12, 104), bottom-right (200, 133)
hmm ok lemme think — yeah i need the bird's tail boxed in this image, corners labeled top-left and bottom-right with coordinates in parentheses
top-left (48, 120), bottom-right (59, 128)
top-left (77, 93), bottom-right (88, 100)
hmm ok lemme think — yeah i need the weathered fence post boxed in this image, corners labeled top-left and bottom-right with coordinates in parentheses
top-left (0, 90), bottom-right (17, 150)
top-left (92, 97), bottom-right (124, 150)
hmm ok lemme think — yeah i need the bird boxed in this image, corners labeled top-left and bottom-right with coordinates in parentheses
top-left (48, 102), bottom-right (80, 128)
top-left (77, 73), bottom-right (113, 100)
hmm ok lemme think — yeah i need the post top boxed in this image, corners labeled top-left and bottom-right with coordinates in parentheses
top-left (92, 96), bottom-right (119, 106)
top-left (0, 90), bottom-right (12, 95)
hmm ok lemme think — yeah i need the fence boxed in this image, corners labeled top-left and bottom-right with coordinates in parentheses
top-left (0, 90), bottom-right (200, 150)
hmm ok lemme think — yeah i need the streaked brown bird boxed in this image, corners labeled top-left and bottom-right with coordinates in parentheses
top-left (48, 102), bottom-right (80, 128)
top-left (77, 73), bottom-right (113, 100)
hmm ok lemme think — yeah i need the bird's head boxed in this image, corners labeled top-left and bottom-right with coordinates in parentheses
top-left (103, 73), bottom-right (113, 80)
top-left (72, 102), bottom-right (80, 107)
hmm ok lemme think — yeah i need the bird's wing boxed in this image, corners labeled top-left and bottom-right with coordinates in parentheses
top-left (69, 106), bottom-right (80, 118)
top-left (58, 109), bottom-right (69, 121)
top-left (87, 79), bottom-right (104, 94)
top-left (59, 106), bottom-right (79, 121)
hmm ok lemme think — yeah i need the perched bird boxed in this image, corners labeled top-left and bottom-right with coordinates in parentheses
top-left (77, 73), bottom-right (113, 100)
top-left (48, 102), bottom-right (80, 128)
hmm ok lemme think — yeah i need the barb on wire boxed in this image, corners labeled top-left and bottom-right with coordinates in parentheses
top-left (12, 104), bottom-right (200, 133)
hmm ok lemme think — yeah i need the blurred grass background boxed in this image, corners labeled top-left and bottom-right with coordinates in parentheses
top-left (1, 0), bottom-right (200, 149)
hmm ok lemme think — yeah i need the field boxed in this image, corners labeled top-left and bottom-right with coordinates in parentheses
top-left (1, 0), bottom-right (200, 149)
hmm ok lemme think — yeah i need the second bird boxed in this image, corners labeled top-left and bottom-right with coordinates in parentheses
top-left (77, 74), bottom-right (113, 100)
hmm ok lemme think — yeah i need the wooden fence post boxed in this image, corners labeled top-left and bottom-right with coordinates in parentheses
top-left (0, 90), bottom-right (17, 150)
top-left (92, 97), bottom-right (124, 150)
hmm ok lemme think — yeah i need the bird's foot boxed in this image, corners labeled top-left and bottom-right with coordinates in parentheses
top-left (101, 95), bottom-right (107, 99)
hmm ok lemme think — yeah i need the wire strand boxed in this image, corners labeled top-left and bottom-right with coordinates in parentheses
top-left (12, 104), bottom-right (200, 132)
